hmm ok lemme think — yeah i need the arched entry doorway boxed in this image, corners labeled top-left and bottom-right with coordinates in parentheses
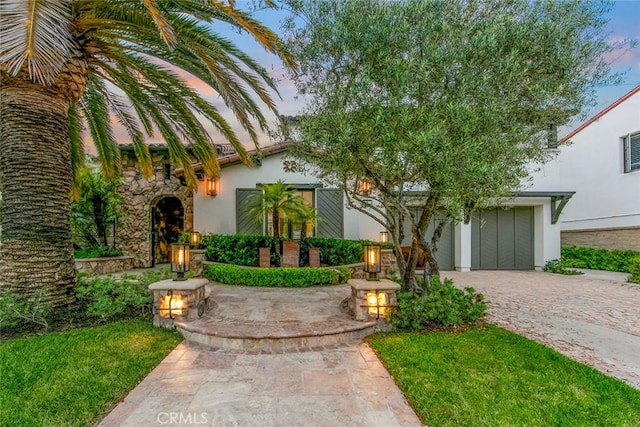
top-left (152, 196), bottom-right (184, 266)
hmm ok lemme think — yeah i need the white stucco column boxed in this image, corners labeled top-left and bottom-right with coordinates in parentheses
top-left (454, 221), bottom-right (472, 272)
top-left (534, 202), bottom-right (562, 270)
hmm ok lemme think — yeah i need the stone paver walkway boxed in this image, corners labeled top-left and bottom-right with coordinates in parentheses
top-left (444, 270), bottom-right (640, 389)
top-left (99, 283), bottom-right (422, 427)
top-left (98, 341), bottom-right (421, 427)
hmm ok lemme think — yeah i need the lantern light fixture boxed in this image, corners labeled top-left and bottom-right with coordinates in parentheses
top-left (171, 243), bottom-right (190, 281)
top-left (206, 176), bottom-right (219, 196)
top-left (357, 180), bottom-right (372, 196)
top-left (379, 231), bottom-right (389, 244)
top-left (363, 244), bottom-right (381, 281)
top-left (366, 291), bottom-right (390, 318)
top-left (189, 231), bottom-right (201, 249)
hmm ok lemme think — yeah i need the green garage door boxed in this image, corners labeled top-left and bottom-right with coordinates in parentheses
top-left (471, 207), bottom-right (534, 270)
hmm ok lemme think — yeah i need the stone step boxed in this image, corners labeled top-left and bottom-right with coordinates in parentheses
top-left (175, 318), bottom-right (381, 353)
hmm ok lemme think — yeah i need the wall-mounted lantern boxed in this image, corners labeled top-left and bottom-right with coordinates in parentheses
top-left (206, 177), bottom-right (219, 196)
top-left (363, 244), bottom-right (381, 281)
top-left (357, 180), bottom-right (372, 196)
top-left (171, 243), bottom-right (190, 280)
top-left (379, 231), bottom-right (389, 244)
top-left (189, 231), bottom-right (201, 249)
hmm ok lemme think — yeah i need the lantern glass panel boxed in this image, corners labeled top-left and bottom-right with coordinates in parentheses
top-left (363, 245), bottom-right (381, 273)
top-left (171, 243), bottom-right (190, 274)
top-left (379, 231), bottom-right (389, 244)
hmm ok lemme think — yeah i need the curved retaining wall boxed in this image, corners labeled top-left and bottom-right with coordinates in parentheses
top-left (75, 255), bottom-right (136, 275)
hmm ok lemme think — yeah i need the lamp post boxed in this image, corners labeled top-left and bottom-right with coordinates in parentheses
top-left (363, 244), bottom-right (381, 281)
top-left (379, 231), bottom-right (389, 244)
top-left (189, 231), bottom-right (201, 249)
top-left (171, 243), bottom-right (190, 281)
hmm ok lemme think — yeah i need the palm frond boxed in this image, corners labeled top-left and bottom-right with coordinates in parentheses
top-left (141, 0), bottom-right (176, 47)
top-left (0, 0), bottom-right (73, 84)
top-left (80, 78), bottom-right (121, 180)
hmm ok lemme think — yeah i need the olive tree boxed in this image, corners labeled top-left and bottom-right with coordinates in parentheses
top-left (284, 0), bottom-right (624, 292)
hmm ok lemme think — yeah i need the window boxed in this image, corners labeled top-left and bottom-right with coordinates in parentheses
top-left (624, 131), bottom-right (640, 173)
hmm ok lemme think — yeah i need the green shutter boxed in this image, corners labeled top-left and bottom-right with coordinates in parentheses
top-left (316, 188), bottom-right (343, 238)
top-left (236, 189), bottom-right (263, 235)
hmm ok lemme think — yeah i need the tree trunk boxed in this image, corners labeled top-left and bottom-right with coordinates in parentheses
top-left (0, 86), bottom-right (76, 310)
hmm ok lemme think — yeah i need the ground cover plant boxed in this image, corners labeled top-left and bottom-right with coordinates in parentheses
top-left (206, 263), bottom-right (350, 287)
top-left (0, 320), bottom-right (182, 427)
top-left (543, 258), bottom-right (583, 275)
top-left (368, 326), bottom-right (640, 426)
top-left (74, 245), bottom-right (122, 259)
top-left (561, 246), bottom-right (640, 273)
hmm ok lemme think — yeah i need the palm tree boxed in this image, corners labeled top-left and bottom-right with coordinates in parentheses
top-left (0, 1), bottom-right (296, 310)
top-left (248, 180), bottom-right (306, 240)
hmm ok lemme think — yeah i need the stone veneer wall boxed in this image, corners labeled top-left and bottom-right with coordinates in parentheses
top-left (117, 150), bottom-right (193, 268)
top-left (75, 256), bottom-right (136, 275)
top-left (561, 227), bottom-right (640, 252)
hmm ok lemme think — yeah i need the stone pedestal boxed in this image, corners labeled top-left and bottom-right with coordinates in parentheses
top-left (348, 278), bottom-right (401, 321)
top-left (189, 249), bottom-right (206, 276)
top-left (309, 247), bottom-right (321, 267)
top-left (259, 247), bottom-right (271, 268)
top-left (282, 240), bottom-right (300, 267)
top-left (149, 278), bottom-right (209, 328)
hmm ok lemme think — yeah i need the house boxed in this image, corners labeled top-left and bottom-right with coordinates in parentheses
top-left (116, 138), bottom-right (568, 271)
top-left (527, 85), bottom-right (640, 252)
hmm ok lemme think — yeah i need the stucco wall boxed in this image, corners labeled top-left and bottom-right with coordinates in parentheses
top-left (527, 91), bottom-right (640, 232)
top-left (192, 153), bottom-right (381, 240)
top-left (117, 151), bottom-right (193, 268)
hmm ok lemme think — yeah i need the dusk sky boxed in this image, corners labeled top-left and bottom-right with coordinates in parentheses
top-left (112, 0), bottom-right (640, 148)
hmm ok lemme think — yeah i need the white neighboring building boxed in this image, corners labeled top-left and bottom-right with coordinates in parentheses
top-left (528, 85), bottom-right (640, 251)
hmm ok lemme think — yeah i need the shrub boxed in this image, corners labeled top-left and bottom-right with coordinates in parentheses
top-left (561, 246), bottom-right (640, 273)
top-left (299, 237), bottom-right (372, 266)
top-left (206, 264), bottom-right (341, 287)
top-left (75, 245), bottom-right (122, 259)
top-left (75, 268), bottom-right (171, 319)
top-left (387, 277), bottom-right (487, 330)
top-left (628, 257), bottom-right (640, 284)
top-left (335, 266), bottom-right (353, 283)
top-left (203, 234), bottom-right (279, 266)
top-left (0, 291), bottom-right (51, 330)
top-left (543, 259), bottom-right (582, 275)
top-left (203, 234), bottom-right (379, 267)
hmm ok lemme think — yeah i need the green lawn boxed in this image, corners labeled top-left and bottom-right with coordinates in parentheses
top-left (0, 320), bottom-right (182, 427)
top-left (368, 326), bottom-right (640, 427)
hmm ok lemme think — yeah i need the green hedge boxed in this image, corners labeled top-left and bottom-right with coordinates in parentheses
top-left (206, 263), bottom-right (351, 287)
top-left (203, 234), bottom-right (378, 267)
top-left (561, 246), bottom-right (640, 273)
top-left (203, 234), bottom-right (278, 266)
top-left (628, 257), bottom-right (640, 284)
top-left (299, 237), bottom-right (375, 266)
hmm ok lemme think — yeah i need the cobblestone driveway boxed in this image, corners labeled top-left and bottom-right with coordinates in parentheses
top-left (443, 270), bottom-right (640, 389)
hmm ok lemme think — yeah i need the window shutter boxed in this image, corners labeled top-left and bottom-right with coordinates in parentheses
top-left (630, 132), bottom-right (640, 172)
top-left (236, 189), bottom-right (263, 235)
top-left (316, 188), bottom-right (344, 238)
